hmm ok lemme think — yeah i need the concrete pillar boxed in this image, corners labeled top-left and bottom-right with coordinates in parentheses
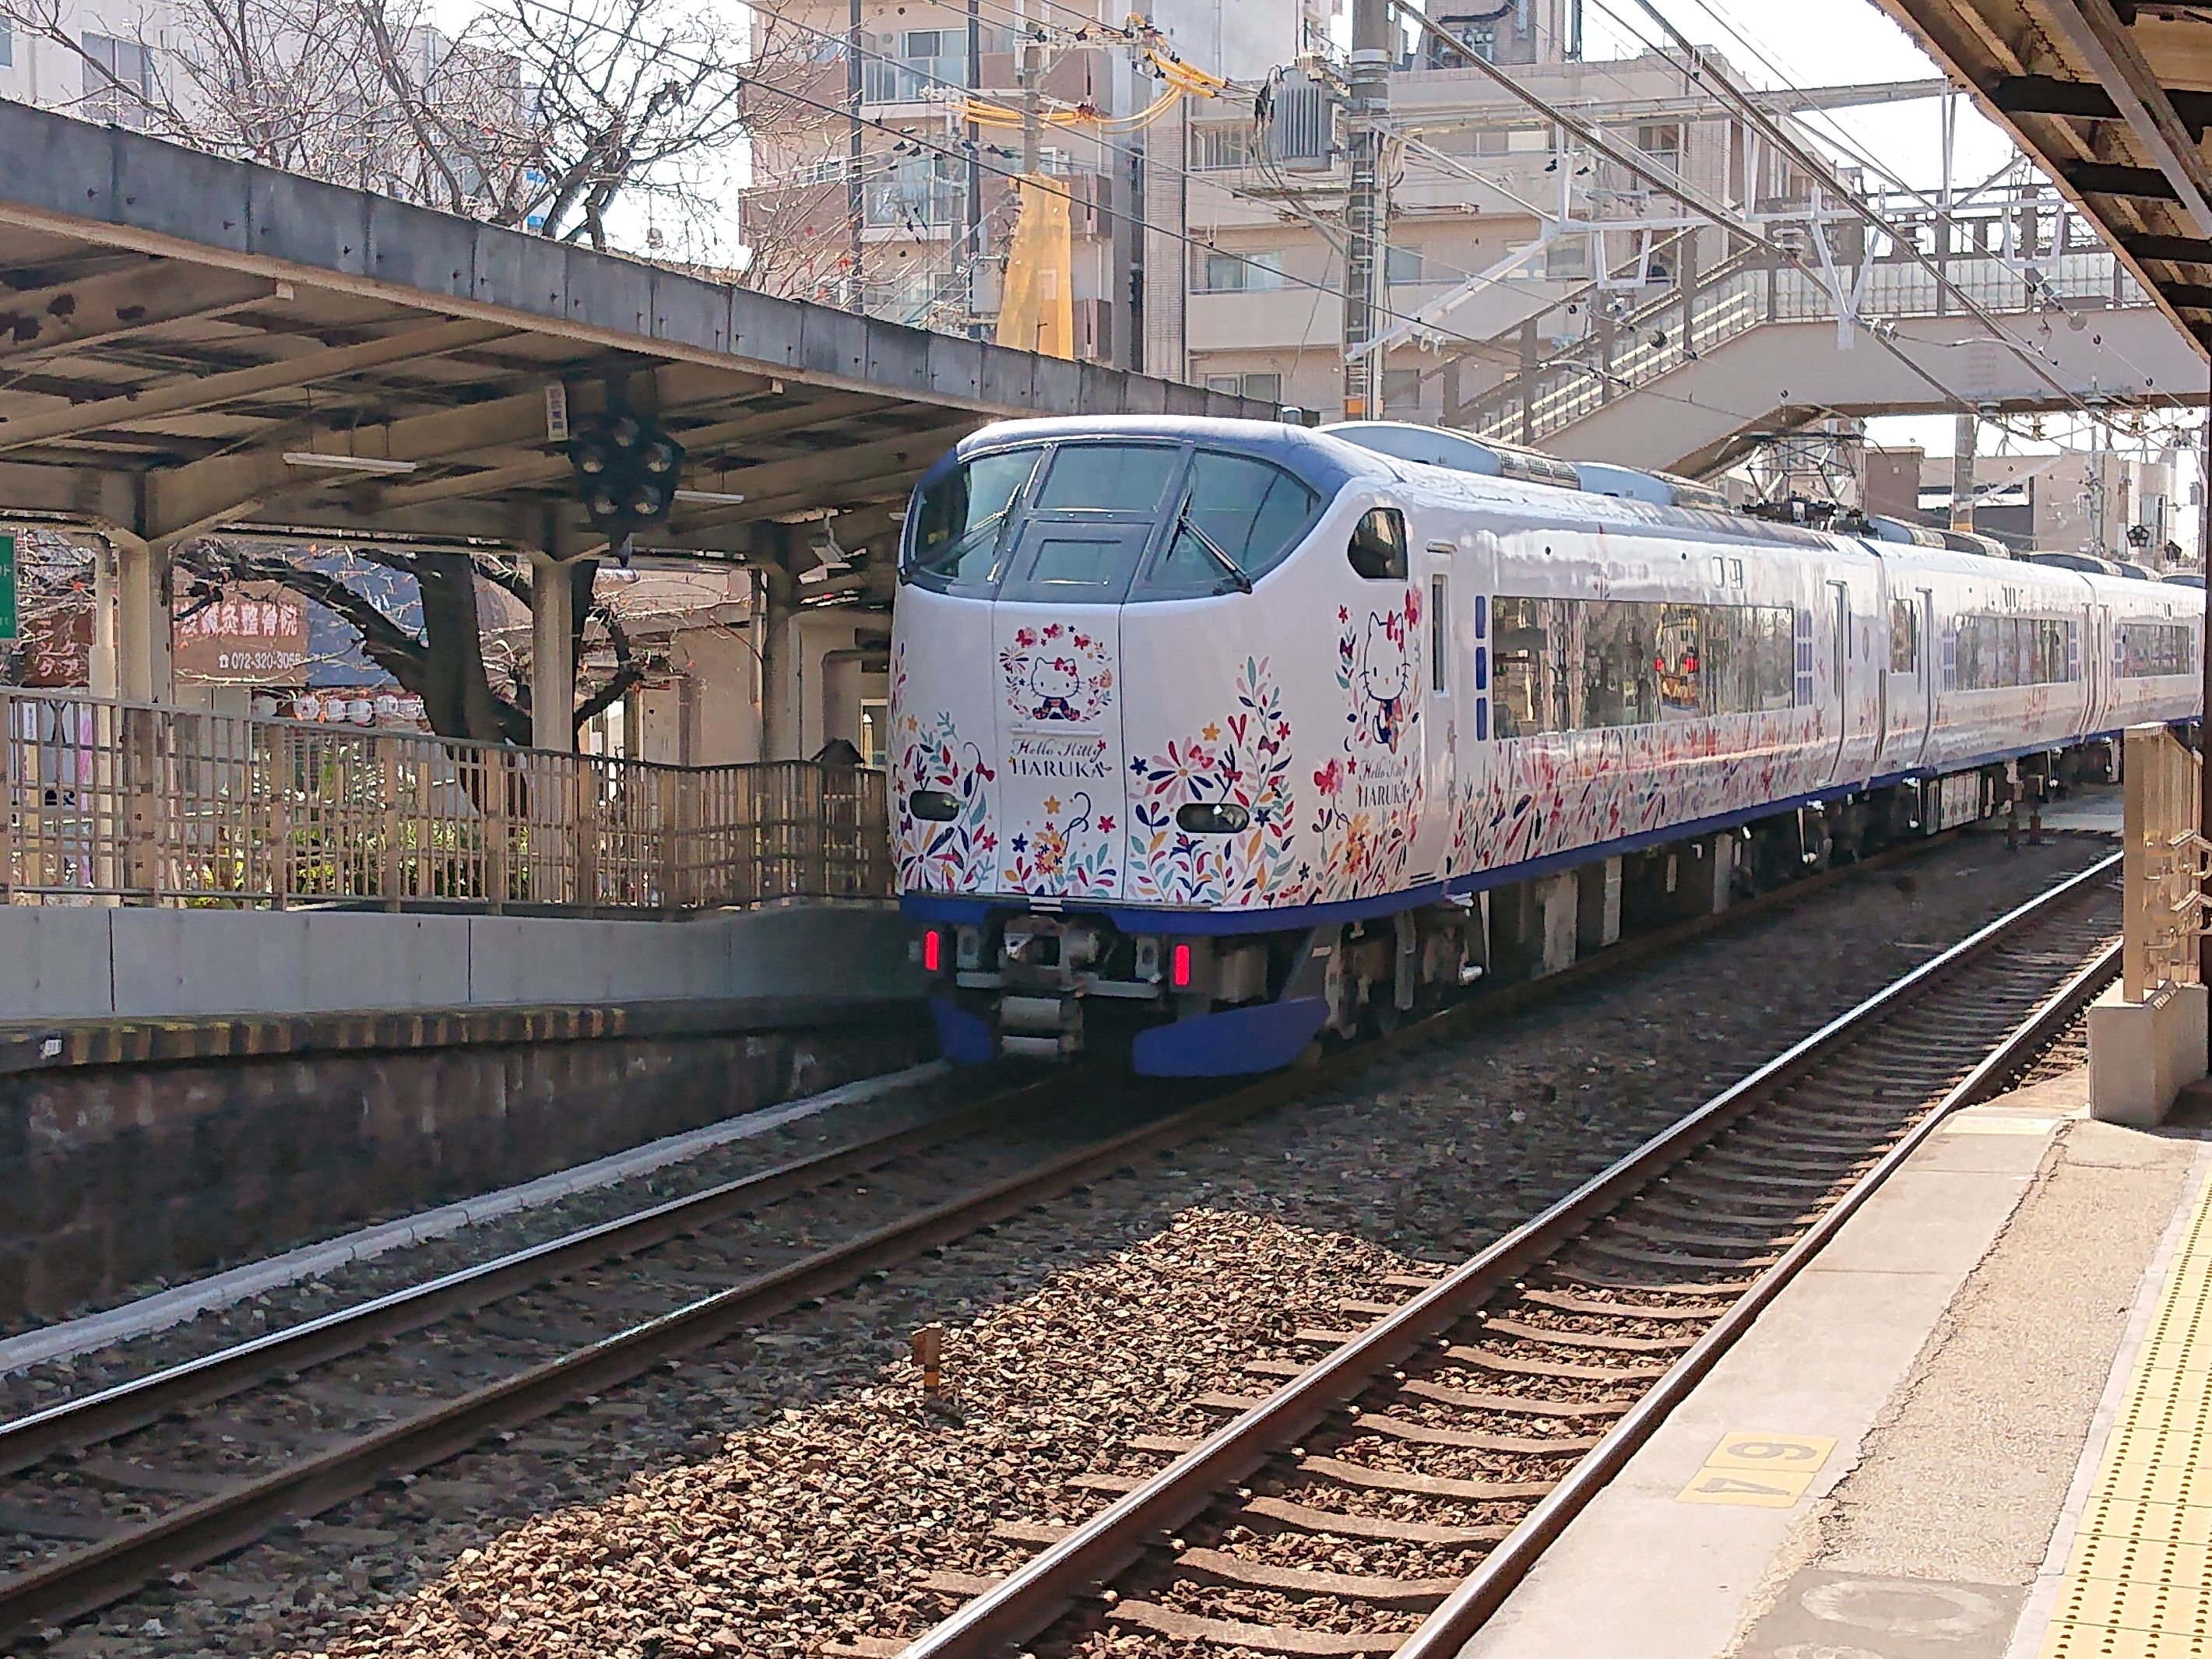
top-left (528, 551), bottom-right (575, 753)
top-left (757, 565), bottom-right (798, 761)
top-left (90, 536), bottom-right (172, 704)
top-left (1576, 856), bottom-right (1623, 954)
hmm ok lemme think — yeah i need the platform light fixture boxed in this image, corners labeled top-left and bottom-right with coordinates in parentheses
top-left (282, 452), bottom-right (420, 475)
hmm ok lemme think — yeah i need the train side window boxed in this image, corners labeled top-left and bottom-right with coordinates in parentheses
top-left (1890, 599), bottom-right (1918, 673)
top-left (1349, 508), bottom-right (1408, 580)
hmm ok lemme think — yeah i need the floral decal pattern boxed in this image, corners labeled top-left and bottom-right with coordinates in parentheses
top-left (1000, 622), bottom-right (1115, 724)
top-left (890, 648), bottom-right (997, 894)
top-left (1309, 589), bottom-right (1425, 902)
top-left (1450, 709), bottom-right (1830, 874)
top-left (1005, 790), bottom-right (1120, 898)
top-left (1126, 656), bottom-right (1303, 905)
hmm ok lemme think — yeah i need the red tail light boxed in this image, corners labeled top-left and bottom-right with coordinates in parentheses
top-left (923, 929), bottom-right (944, 974)
top-left (1170, 942), bottom-right (1194, 989)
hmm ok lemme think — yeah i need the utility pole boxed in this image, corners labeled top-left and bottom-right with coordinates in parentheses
top-left (846, 0), bottom-right (865, 307)
top-left (1342, 0), bottom-right (1391, 420)
top-left (1951, 413), bottom-right (1977, 534)
top-left (965, 0), bottom-right (983, 334)
top-left (1016, 0), bottom-right (1043, 177)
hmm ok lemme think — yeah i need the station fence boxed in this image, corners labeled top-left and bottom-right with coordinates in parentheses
top-left (2122, 723), bottom-right (2207, 1000)
top-left (0, 690), bottom-right (891, 912)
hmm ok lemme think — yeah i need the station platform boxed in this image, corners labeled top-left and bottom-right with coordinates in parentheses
top-left (1461, 1061), bottom-right (2212, 1659)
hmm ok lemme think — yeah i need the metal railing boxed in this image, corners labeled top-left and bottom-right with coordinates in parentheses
top-left (2122, 722), bottom-right (2205, 1000)
top-left (1452, 200), bottom-right (2143, 448)
top-left (0, 691), bottom-right (890, 912)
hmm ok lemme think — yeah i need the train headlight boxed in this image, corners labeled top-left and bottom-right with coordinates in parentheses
top-left (1176, 802), bottom-right (1251, 835)
top-left (909, 789), bottom-right (959, 821)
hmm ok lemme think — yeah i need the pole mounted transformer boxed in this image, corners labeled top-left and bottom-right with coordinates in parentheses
top-left (1342, 0), bottom-right (1392, 420)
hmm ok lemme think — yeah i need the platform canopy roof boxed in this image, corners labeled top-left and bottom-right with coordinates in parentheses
top-left (0, 102), bottom-right (1273, 578)
top-left (1875, 0), bottom-right (2212, 365)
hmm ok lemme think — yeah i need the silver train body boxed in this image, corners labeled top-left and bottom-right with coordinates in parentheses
top-left (891, 417), bottom-right (2200, 1074)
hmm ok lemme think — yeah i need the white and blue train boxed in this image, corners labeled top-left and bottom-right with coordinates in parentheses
top-left (890, 416), bottom-right (2201, 1076)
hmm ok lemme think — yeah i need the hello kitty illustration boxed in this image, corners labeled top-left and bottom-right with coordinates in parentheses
top-left (1359, 610), bottom-right (1412, 749)
top-left (1027, 655), bottom-right (1085, 721)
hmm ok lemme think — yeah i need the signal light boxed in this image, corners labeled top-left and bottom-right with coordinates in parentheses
top-left (923, 929), bottom-right (944, 974)
top-left (1170, 942), bottom-right (1194, 989)
top-left (567, 393), bottom-right (686, 540)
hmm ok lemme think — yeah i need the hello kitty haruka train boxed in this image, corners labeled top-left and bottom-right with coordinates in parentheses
top-left (890, 416), bottom-right (2200, 1076)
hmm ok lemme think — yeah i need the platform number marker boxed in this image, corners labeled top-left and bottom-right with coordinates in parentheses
top-left (1676, 1431), bottom-right (1836, 1508)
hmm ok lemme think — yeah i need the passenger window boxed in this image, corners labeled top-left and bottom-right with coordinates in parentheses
top-left (1890, 599), bottom-right (1918, 673)
top-left (1035, 443), bottom-right (1182, 513)
top-left (1349, 508), bottom-right (1407, 580)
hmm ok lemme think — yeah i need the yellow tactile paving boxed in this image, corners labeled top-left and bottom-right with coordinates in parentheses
top-left (2043, 1173), bottom-right (2212, 1659)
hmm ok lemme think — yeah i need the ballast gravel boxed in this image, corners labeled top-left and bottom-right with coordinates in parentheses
top-left (31, 835), bottom-right (2110, 1659)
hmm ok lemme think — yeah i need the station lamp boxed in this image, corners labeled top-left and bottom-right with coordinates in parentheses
top-left (567, 396), bottom-right (686, 540)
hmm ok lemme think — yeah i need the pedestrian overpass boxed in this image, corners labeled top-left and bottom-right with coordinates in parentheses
top-left (1440, 192), bottom-right (2201, 477)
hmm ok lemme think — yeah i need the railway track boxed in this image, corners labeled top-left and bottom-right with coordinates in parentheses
top-left (885, 854), bottom-right (2121, 1659)
top-left (0, 831), bottom-right (2108, 1644)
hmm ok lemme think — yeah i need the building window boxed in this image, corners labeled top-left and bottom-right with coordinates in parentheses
top-left (863, 153), bottom-right (964, 229)
top-left (1544, 237), bottom-right (1589, 278)
top-left (1637, 123), bottom-right (1684, 169)
top-left (1429, 19), bottom-right (1497, 66)
top-left (1383, 367), bottom-right (1425, 413)
top-left (1190, 123), bottom-right (1253, 172)
top-left (0, 19), bottom-right (14, 68)
top-left (862, 29), bottom-right (965, 100)
top-left (1194, 250), bottom-right (1287, 293)
top-left (1385, 245), bottom-right (1425, 285)
top-left (82, 32), bottom-right (152, 128)
top-left (1204, 372), bottom-right (1284, 402)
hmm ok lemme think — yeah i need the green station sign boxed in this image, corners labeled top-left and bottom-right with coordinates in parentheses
top-left (0, 532), bottom-right (14, 642)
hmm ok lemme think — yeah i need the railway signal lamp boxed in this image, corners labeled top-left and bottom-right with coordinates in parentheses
top-left (568, 398), bottom-right (685, 539)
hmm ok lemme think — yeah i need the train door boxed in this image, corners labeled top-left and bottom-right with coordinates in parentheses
top-left (2085, 603), bottom-right (2112, 737)
top-left (1913, 588), bottom-right (1937, 768)
top-left (1825, 580), bottom-right (1852, 785)
top-left (1874, 580), bottom-right (1932, 777)
top-left (1407, 543), bottom-right (1458, 884)
top-left (1826, 568), bottom-right (1884, 786)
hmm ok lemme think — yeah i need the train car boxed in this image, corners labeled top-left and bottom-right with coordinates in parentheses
top-left (889, 417), bottom-right (2200, 1076)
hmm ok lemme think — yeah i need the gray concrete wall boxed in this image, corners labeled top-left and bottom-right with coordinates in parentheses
top-left (0, 902), bottom-right (921, 1024)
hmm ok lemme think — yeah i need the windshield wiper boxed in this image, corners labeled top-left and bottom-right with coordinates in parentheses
top-left (1175, 503), bottom-right (1253, 594)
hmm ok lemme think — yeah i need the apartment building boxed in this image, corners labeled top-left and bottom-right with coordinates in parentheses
top-left (738, 0), bottom-right (1323, 367)
top-left (0, 0), bottom-right (172, 122)
top-left (1164, 26), bottom-right (1838, 419)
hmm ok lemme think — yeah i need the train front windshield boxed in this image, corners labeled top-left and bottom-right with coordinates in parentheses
top-left (902, 441), bottom-right (1324, 603)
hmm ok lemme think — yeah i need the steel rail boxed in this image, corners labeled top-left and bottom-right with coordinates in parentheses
top-left (0, 1082), bottom-right (1060, 1479)
top-left (0, 824), bottom-right (2083, 1637)
top-left (892, 851), bottom-right (2121, 1659)
top-left (1392, 930), bottom-right (2121, 1657)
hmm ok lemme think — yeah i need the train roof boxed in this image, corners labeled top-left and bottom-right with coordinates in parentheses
top-left (928, 420), bottom-right (2203, 613)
